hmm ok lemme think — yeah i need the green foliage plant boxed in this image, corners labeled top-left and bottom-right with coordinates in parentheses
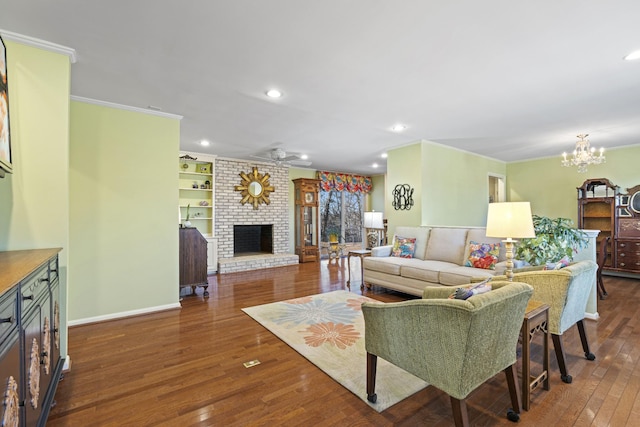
top-left (515, 215), bottom-right (589, 265)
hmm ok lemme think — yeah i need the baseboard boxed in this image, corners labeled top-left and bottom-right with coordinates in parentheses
top-left (68, 302), bottom-right (181, 327)
top-left (585, 311), bottom-right (600, 321)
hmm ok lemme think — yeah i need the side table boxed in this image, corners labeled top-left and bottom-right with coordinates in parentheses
top-left (346, 249), bottom-right (371, 288)
top-left (521, 300), bottom-right (550, 410)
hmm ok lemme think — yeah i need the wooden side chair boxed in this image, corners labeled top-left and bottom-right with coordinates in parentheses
top-left (596, 236), bottom-right (610, 299)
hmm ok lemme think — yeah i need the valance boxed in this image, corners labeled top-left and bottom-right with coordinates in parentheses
top-left (316, 171), bottom-right (372, 193)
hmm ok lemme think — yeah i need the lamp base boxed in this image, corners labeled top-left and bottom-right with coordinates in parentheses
top-left (502, 238), bottom-right (518, 281)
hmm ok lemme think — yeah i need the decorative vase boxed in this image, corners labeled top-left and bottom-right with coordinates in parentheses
top-left (184, 220), bottom-right (191, 228)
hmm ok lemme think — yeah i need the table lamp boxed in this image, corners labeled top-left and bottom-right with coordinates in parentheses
top-left (364, 211), bottom-right (384, 249)
top-left (486, 202), bottom-right (535, 281)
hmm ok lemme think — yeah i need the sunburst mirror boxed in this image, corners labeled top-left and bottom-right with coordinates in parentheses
top-left (235, 167), bottom-right (275, 209)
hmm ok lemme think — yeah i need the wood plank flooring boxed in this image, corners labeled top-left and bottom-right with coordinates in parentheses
top-left (47, 260), bottom-right (640, 426)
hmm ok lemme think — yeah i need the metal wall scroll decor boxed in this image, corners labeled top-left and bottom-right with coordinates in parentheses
top-left (234, 167), bottom-right (275, 209)
top-left (392, 184), bottom-right (414, 210)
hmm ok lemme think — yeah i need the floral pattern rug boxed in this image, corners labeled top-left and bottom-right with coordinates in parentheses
top-left (242, 290), bottom-right (429, 412)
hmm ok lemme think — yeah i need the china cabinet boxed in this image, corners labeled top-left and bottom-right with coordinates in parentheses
top-left (293, 178), bottom-right (320, 263)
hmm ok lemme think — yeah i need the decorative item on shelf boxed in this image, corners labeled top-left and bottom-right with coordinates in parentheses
top-left (561, 134), bottom-right (605, 173)
top-left (184, 204), bottom-right (191, 227)
top-left (234, 166), bottom-right (274, 209)
top-left (515, 215), bottom-right (588, 267)
top-left (486, 202), bottom-right (536, 281)
top-left (205, 180), bottom-right (211, 189)
top-left (392, 184), bottom-right (414, 210)
top-left (192, 182), bottom-right (198, 188)
top-left (199, 201), bottom-right (209, 206)
top-left (364, 211), bottom-right (385, 249)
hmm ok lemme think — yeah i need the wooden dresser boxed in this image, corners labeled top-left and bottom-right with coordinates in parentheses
top-left (0, 248), bottom-right (63, 427)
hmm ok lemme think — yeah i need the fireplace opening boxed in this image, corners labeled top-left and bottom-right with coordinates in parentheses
top-left (234, 225), bottom-right (273, 256)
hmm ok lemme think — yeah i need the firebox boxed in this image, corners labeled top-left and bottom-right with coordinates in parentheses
top-left (234, 225), bottom-right (273, 256)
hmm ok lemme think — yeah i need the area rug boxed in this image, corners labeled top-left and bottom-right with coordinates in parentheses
top-left (242, 290), bottom-right (429, 412)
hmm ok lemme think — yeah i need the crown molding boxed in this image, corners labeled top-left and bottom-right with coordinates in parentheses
top-left (71, 96), bottom-right (183, 120)
top-left (0, 29), bottom-right (77, 63)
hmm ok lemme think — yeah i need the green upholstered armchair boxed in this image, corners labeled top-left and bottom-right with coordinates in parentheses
top-left (489, 260), bottom-right (598, 384)
top-left (362, 281), bottom-right (533, 427)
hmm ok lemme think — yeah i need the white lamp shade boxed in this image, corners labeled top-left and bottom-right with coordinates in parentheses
top-left (364, 211), bottom-right (384, 229)
top-left (486, 202), bottom-right (535, 239)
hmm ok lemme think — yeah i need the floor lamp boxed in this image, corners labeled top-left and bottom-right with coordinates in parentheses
top-left (486, 202), bottom-right (535, 281)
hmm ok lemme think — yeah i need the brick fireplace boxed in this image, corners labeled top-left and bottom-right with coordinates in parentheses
top-left (215, 158), bottom-right (298, 273)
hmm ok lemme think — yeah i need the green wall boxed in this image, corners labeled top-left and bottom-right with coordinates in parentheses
top-left (507, 145), bottom-right (640, 223)
top-left (385, 141), bottom-right (507, 233)
top-left (0, 40), bottom-right (71, 357)
top-left (69, 100), bottom-right (180, 322)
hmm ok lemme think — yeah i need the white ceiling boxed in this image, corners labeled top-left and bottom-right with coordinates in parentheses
top-left (2, 1), bottom-right (640, 174)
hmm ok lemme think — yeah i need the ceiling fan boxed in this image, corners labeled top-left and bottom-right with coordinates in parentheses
top-left (250, 148), bottom-right (312, 167)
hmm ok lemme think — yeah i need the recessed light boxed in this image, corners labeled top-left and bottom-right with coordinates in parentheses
top-left (266, 89), bottom-right (283, 98)
top-left (381, 153), bottom-right (388, 158)
top-left (200, 140), bottom-right (210, 146)
top-left (300, 154), bottom-right (308, 160)
top-left (391, 124), bottom-right (406, 132)
top-left (372, 163), bottom-right (379, 168)
top-left (624, 50), bottom-right (640, 61)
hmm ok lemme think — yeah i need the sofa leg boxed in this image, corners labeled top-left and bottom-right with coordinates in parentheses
top-left (450, 396), bottom-right (469, 427)
top-left (366, 352), bottom-right (377, 403)
top-left (552, 334), bottom-right (572, 383)
top-left (577, 320), bottom-right (596, 361)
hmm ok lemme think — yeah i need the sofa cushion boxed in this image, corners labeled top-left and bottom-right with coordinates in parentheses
top-left (394, 226), bottom-right (431, 260)
top-left (439, 266), bottom-right (496, 286)
top-left (363, 256), bottom-right (417, 275)
top-left (465, 228), bottom-right (506, 262)
top-left (391, 236), bottom-right (417, 258)
top-left (465, 241), bottom-right (500, 270)
top-left (425, 228), bottom-right (469, 264)
top-left (401, 260), bottom-right (459, 282)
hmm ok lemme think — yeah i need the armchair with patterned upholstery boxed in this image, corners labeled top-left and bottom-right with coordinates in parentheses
top-left (362, 281), bottom-right (533, 427)
top-left (489, 259), bottom-right (598, 383)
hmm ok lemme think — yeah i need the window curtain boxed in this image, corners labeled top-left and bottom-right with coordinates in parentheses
top-left (316, 171), bottom-right (372, 193)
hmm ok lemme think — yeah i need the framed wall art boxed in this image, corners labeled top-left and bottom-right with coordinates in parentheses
top-left (0, 34), bottom-right (12, 177)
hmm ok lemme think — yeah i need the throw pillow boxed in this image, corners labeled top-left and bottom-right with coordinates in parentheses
top-left (465, 241), bottom-right (500, 270)
top-left (544, 255), bottom-right (571, 270)
top-left (391, 236), bottom-right (417, 258)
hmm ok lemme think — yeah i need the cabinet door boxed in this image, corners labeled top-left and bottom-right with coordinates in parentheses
top-left (22, 306), bottom-right (43, 427)
top-left (0, 333), bottom-right (20, 427)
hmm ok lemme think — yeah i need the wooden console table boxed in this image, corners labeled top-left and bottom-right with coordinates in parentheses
top-left (179, 227), bottom-right (209, 297)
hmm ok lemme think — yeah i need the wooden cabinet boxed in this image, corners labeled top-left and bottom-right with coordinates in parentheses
top-left (293, 178), bottom-right (320, 263)
top-left (179, 227), bottom-right (209, 296)
top-left (577, 179), bottom-right (617, 269)
top-left (616, 184), bottom-right (640, 272)
top-left (578, 179), bottom-right (640, 275)
top-left (179, 152), bottom-right (218, 273)
top-left (0, 249), bottom-right (63, 427)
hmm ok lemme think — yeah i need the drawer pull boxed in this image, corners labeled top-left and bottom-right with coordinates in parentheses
top-left (620, 253), bottom-right (626, 257)
top-left (39, 277), bottom-right (49, 283)
top-left (0, 316), bottom-right (14, 324)
top-left (620, 262), bottom-right (626, 267)
top-left (23, 294), bottom-right (34, 301)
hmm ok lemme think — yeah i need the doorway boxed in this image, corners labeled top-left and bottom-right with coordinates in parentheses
top-left (488, 174), bottom-right (505, 203)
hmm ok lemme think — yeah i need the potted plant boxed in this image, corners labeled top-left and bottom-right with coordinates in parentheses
top-left (515, 215), bottom-right (589, 266)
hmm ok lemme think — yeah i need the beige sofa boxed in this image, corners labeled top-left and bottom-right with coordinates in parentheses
top-left (363, 226), bottom-right (508, 296)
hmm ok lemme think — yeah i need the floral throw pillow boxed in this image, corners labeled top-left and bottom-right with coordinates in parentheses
top-left (465, 241), bottom-right (500, 270)
top-left (391, 236), bottom-right (417, 258)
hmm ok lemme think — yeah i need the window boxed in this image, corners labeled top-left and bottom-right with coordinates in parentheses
top-left (319, 190), bottom-right (363, 246)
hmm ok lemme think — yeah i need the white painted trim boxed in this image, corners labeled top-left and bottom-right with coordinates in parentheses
top-left (0, 29), bottom-right (77, 63)
top-left (63, 356), bottom-right (72, 372)
top-left (585, 312), bottom-right (600, 321)
top-left (68, 303), bottom-right (181, 327)
top-left (71, 95), bottom-right (183, 120)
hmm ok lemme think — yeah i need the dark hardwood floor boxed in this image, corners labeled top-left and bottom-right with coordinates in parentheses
top-left (47, 260), bottom-right (640, 426)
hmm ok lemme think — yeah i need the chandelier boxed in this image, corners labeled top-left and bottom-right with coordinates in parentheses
top-left (561, 134), bottom-right (605, 173)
